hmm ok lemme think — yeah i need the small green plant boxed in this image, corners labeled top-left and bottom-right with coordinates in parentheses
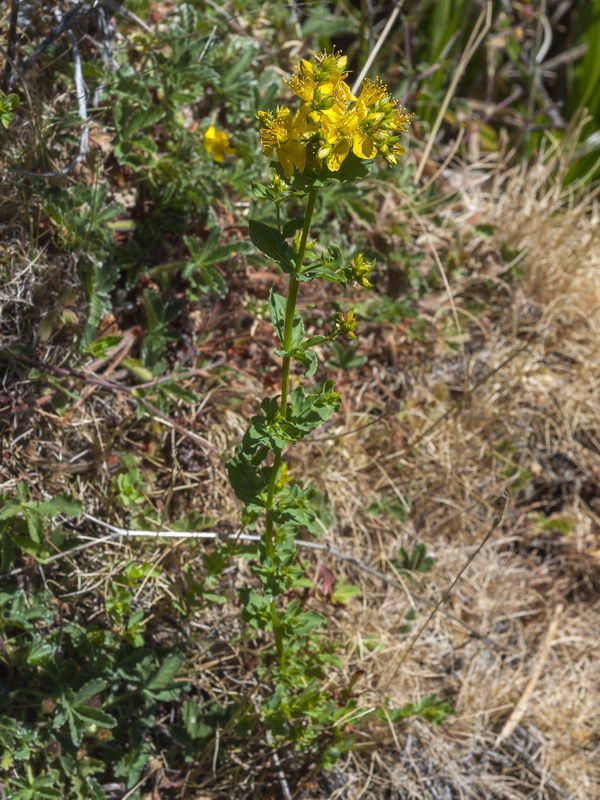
top-left (0, 484), bottom-right (82, 572)
top-left (393, 542), bottom-right (436, 581)
top-left (0, 581), bottom-right (191, 798)
top-left (527, 512), bottom-right (573, 537)
top-left (0, 91), bottom-right (20, 128)
top-left (385, 694), bottom-right (453, 726)
top-left (225, 50), bottom-right (412, 759)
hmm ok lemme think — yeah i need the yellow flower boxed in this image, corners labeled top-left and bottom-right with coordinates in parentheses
top-left (357, 79), bottom-right (388, 108)
top-left (257, 51), bottom-right (411, 179)
top-left (319, 103), bottom-right (375, 171)
top-left (203, 125), bottom-right (235, 163)
top-left (258, 105), bottom-right (314, 179)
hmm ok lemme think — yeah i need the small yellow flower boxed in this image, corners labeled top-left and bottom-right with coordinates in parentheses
top-left (357, 79), bottom-right (387, 108)
top-left (319, 104), bottom-right (375, 171)
top-left (203, 125), bottom-right (235, 163)
top-left (258, 105), bottom-right (314, 179)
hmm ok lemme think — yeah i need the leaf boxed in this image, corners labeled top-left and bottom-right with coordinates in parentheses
top-left (145, 651), bottom-right (185, 692)
top-left (248, 220), bottom-right (295, 272)
top-left (282, 218), bottom-right (304, 239)
top-left (26, 513), bottom-right (43, 544)
top-left (283, 348), bottom-right (317, 377)
top-left (386, 694), bottom-right (453, 725)
top-left (0, 503), bottom-right (23, 520)
top-left (268, 288), bottom-right (286, 345)
top-left (72, 705), bottom-right (117, 728)
top-left (114, 103), bottom-right (165, 139)
top-left (74, 678), bottom-right (107, 705)
top-left (36, 494), bottom-right (83, 518)
top-left (182, 699), bottom-right (214, 739)
top-left (331, 577), bottom-right (361, 605)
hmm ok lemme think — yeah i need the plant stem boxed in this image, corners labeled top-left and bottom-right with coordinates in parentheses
top-left (264, 186), bottom-right (318, 553)
top-left (262, 185), bottom-right (319, 668)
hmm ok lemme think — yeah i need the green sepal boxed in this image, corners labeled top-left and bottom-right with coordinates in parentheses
top-left (249, 220), bottom-right (296, 273)
top-left (275, 152), bottom-right (372, 189)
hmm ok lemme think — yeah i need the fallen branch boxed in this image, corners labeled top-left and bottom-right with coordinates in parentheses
top-left (2, 0), bottom-right (20, 94)
top-left (1, 511), bottom-right (508, 652)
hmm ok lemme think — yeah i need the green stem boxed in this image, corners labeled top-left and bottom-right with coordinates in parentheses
top-left (262, 186), bottom-right (319, 668)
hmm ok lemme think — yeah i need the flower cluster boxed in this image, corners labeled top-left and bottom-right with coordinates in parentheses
top-left (259, 52), bottom-right (411, 179)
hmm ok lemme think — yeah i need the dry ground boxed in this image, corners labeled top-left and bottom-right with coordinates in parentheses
top-left (1, 142), bottom-right (599, 799)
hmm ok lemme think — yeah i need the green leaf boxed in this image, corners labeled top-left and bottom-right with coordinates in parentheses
top-left (36, 494), bottom-right (83, 518)
top-left (145, 651), bottom-right (185, 692)
top-left (386, 694), bottom-right (453, 725)
top-left (114, 103), bottom-right (165, 139)
top-left (269, 287), bottom-right (303, 348)
top-left (248, 220), bottom-right (295, 272)
top-left (291, 348), bottom-right (318, 377)
top-left (0, 502), bottom-right (23, 520)
top-left (282, 218), bottom-right (304, 239)
top-left (72, 705), bottom-right (117, 728)
top-left (393, 543), bottom-right (435, 575)
top-left (269, 288), bottom-right (287, 345)
top-left (331, 577), bottom-right (361, 605)
top-left (74, 679), bottom-right (107, 705)
top-left (26, 513), bottom-right (43, 544)
top-left (182, 699), bottom-right (214, 739)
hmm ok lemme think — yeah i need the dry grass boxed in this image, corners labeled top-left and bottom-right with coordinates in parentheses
top-left (282, 148), bottom-right (600, 799)
top-left (2, 142), bottom-right (599, 798)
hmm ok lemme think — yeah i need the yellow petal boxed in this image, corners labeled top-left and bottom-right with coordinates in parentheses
top-left (283, 140), bottom-right (307, 172)
top-left (326, 138), bottom-right (351, 172)
top-left (277, 148), bottom-right (294, 179)
top-left (353, 131), bottom-right (375, 159)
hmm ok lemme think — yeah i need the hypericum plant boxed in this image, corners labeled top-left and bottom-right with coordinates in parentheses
top-left (226, 51), bottom-right (411, 753)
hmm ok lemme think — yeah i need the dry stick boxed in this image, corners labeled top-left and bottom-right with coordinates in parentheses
top-left (1, 511), bottom-right (507, 652)
top-left (9, 0), bottom-right (91, 90)
top-left (385, 494), bottom-right (509, 688)
top-left (268, 737), bottom-right (292, 800)
top-left (351, 0), bottom-right (405, 95)
top-left (414, 1), bottom-right (493, 185)
top-left (100, 0), bottom-right (155, 36)
top-left (10, 7), bottom-right (92, 178)
top-left (2, 0), bottom-right (20, 93)
top-left (494, 602), bottom-right (564, 747)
